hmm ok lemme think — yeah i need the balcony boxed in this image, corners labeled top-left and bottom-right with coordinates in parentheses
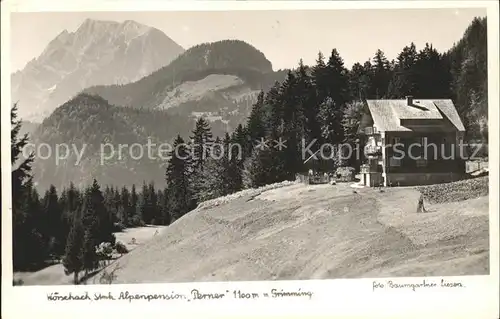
top-left (364, 126), bottom-right (379, 135)
top-left (364, 145), bottom-right (382, 156)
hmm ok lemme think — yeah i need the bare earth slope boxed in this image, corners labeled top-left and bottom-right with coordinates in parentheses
top-left (111, 183), bottom-right (489, 284)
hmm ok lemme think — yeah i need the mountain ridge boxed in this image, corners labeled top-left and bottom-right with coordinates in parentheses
top-left (84, 39), bottom-right (287, 130)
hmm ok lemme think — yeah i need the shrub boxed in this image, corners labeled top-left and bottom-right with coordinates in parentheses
top-left (96, 242), bottom-right (114, 262)
top-left (335, 166), bottom-right (356, 182)
top-left (98, 263), bottom-right (121, 284)
top-left (113, 222), bottom-right (126, 232)
top-left (114, 242), bottom-right (129, 255)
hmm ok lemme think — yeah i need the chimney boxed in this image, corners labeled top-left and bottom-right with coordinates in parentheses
top-left (406, 95), bottom-right (413, 106)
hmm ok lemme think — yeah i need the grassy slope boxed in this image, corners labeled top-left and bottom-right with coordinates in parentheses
top-left (110, 182), bottom-right (489, 284)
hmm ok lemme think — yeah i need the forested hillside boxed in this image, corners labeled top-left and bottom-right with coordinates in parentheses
top-left (30, 94), bottom-right (202, 191)
top-left (448, 17), bottom-right (488, 144)
top-left (84, 40), bottom-right (284, 109)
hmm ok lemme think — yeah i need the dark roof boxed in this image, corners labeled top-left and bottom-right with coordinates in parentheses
top-left (365, 99), bottom-right (466, 132)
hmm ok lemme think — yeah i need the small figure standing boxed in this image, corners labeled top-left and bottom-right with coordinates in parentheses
top-left (417, 194), bottom-right (427, 213)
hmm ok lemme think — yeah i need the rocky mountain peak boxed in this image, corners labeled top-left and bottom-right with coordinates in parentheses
top-left (12, 19), bottom-right (184, 122)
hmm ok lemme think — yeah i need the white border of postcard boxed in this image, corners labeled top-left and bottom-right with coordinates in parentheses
top-left (2, 1), bottom-right (499, 319)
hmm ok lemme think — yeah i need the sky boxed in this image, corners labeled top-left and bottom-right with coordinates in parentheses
top-left (10, 8), bottom-right (487, 72)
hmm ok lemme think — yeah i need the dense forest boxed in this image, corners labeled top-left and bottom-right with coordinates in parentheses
top-left (12, 17), bottom-right (487, 282)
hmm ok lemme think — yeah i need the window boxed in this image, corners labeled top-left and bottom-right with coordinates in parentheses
top-left (390, 156), bottom-right (401, 167)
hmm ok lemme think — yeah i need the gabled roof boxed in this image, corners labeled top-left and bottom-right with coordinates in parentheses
top-left (365, 99), bottom-right (466, 132)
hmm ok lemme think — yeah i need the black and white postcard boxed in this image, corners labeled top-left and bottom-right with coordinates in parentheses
top-left (2, 1), bottom-right (499, 318)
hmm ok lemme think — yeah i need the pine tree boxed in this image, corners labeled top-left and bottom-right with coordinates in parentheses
top-left (63, 215), bottom-right (85, 284)
top-left (140, 181), bottom-right (150, 223)
top-left (370, 49), bottom-right (392, 98)
top-left (16, 179), bottom-right (47, 268)
top-left (318, 49), bottom-right (350, 149)
top-left (415, 43), bottom-right (450, 98)
top-left (161, 187), bottom-right (172, 226)
top-left (78, 180), bottom-right (113, 276)
top-left (11, 103), bottom-right (34, 208)
top-left (148, 182), bottom-right (158, 224)
top-left (129, 184), bottom-right (140, 226)
top-left (312, 51), bottom-right (328, 103)
top-left (280, 69), bottom-right (304, 178)
top-left (243, 146), bottom-right (280, 188)
top-left (103, 186), bottom-right (114, 221)
top-left (227, 132), bottom-right (244, 192)
top-left (43, 185), bottom-right (64, 256)
top-left (165, 135), bottom-right (194, 221)
top-left (231, 123), bottom-right (248, 164)
top-left (156, 188), bottom-right (165, 225)
top-left (190, 117), bottom-right (213, 172)
top-left (246, 91), bottom-right (266, 152)
top-left (82, 224), bottom-right (99, 277)
top-left (296, 59), bottom-right (320, 144)
top-left (197, 156), bottom-right (226, 201)
top-left (11, 103), bottom-right (37, 269)
top-left (120, 186), bottom-right (130, 226)
top-left (88, 179), bottom-right (115, 245)
top-left (387, 42), bottom-right (418, 98)
top-left (342, 101), bottom-right (365, 168)
top-left (113, 186), bottom-right (122, 224)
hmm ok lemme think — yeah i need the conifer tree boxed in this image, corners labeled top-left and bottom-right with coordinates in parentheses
top-left (387, 42), bottom-right (418, 98)
top-left (197, 156), bottom-right (226, 201)
top-left (16, 179), bottom-right (47, 268)
top-left (318, 49), bottom-right (350, 148)
top-left (88, 179), bottom-right (115, 245)
top-left (63, 215), bottom-right (85, 284)
top-left (165, 135), bottom-right (194, 221)
top-left (11, 103), bottom-right (34, 208)
top-left (140, 181), bottom-right (150, 223)
top-left (103, 186), bottom-right (114, 220)
top-left (371, 49), bottom-right (392, 98)
top-left (120, 186), bottom-right (130, 226)
top-left (161, 187), bottom-right (172, 226)
top-left (243, 146), bottom-right (278, 188)
top-left (11, 103), bottom-right (37, 269)
top-left (113, 186), bottom-right (122, 224)
top-left (43, 185), bottom-right (64, 256)
top-left (246, 91), bottom-right (266, 151)
top-left (312, 51), bottom-right (328, 103)
top-left (156, 188), bottom-right (165, 225)
top-left (231, 123), bottom-right (248, 163)
top-left (148, 182), bottom-right (158, 224)
top-left (190, 117), bottom-right (213, 172)
top-left (280, 70), bottom-right (304, 178)
top-left (227, 132), bottom-right (244, 192)
top-left (129, 184), bottom-right (140, 226)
